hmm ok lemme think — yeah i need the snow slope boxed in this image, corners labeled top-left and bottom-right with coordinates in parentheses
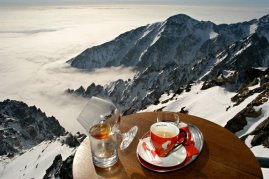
top-left (0, 140), bottom-right (74, 179)
top-left (142, 82), bottom-right (260, 126)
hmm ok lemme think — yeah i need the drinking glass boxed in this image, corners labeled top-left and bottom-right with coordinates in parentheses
top-left (77, 97), bottom-right (138, 168)
top-left (156, 112), bottom-right (180, 126)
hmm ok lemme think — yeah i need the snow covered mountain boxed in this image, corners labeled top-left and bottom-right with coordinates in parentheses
top-left (67, 14), bottom-right (269, 114)
top-left (0, 99), bottom-right (86, 179)
top-left (68, 14), bottom-right (269, 72)
top-left (67, 35), bottom-right (269, 115)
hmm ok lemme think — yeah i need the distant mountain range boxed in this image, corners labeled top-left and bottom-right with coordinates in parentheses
top-left (67, 14), bottom-right (269, 114)
top-left (69, 14), bottom-right (269, 72)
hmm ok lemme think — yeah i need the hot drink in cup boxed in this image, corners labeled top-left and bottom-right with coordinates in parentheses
top-left (150, 122), bottom-right (186, 157)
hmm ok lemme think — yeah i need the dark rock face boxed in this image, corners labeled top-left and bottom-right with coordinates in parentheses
top-left (0, 99), bottom-right (66, 157)
top-left (43, 133), bottom-right (86, 179)
top-left (225, 113), bottom-right (247, 133)
top-left (201, 71), bottom-right (238, 90)
top-left (225, 106), bottom-right (262, 133)
top-left (225, 69), bottom-right (269, 136)
top-left (179, 107), bottom-right (189, 114)
top-left (60, 132), bottom-right (86, 148)
top-left (201, 34), bottom-right (269, 87)
top-left (43, 154), bottom-right (75, 179)
top-left (231, 68), bottom-right (269, 106)
top-left (225, 99), bottom-right (266, 133)
top-left (241, 117), bottom-right (269, 148)
top-left (43, 154), bottom-right (63, 179)
top-left (59, 154), bottom-right (75, 179)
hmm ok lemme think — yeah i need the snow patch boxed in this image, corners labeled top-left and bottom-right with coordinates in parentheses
top-left (262, 168), bottom-right (269, 179)
top-left (248, 78), bottom-right (260, 91)
top-left (249, 23), bottom-right (258, 34)
top-left (209, 30), bottom-right (218, 39)
top-left (254, 67), bottom-right (268, 71)
top-left (236, 101), bottom-right (269, 137)
top-left (245, 135), bottom-right (254, 148)
top-left (159, 92), bottom-right (174, 102)
top-left (234, 42), bottom-right (252, 56)
top-left (0, 140), bottom-right (74, 179)
top-left (251, 145), bottom-right (269, 158)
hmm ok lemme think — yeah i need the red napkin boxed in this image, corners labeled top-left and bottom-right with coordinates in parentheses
top-left (184, 140), bottom-right (199, 158)
top-left (183, 131), bottom-right (199, 158)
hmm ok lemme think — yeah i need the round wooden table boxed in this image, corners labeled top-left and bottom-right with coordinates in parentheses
top-left (73, 112), bottom-right (263, 178)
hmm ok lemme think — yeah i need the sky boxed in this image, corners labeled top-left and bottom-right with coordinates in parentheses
top-left (1, 0), bottom-right (269, 8)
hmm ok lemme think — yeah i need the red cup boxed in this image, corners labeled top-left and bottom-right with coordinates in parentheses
top-left (150, 122), bottom-right (186, 157)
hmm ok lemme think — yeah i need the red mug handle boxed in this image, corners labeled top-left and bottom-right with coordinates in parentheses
top-left (174, 129), bottom-right (187, 148)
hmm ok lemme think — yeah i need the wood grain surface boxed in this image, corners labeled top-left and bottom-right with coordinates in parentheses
top-left (73, 112), bottom-right (263, 179)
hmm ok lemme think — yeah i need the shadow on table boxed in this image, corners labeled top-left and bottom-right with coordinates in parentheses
top-left (182, 141), bottom-right (210, 178)
top-left (94, 160), bottom-right (128, 178)
top-left (130, 173), bottom-right (148, 179)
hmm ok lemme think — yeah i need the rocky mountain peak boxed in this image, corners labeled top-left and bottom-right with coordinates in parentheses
top-left (0, 99), bottom-right (66, 157)
top-left (166, 13), bottom-right (197, 24)
top-left (259, 14), bottom-right (269, 23)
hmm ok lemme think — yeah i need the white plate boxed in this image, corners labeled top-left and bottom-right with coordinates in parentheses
top-left (136, 137), bottom-right (187, 167)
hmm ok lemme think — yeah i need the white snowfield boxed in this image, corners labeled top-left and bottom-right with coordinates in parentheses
top-left (0, 140), bottom-right (74, 179)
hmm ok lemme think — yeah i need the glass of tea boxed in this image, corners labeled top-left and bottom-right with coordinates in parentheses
top-left (77, 97), bottom-right (138, 168)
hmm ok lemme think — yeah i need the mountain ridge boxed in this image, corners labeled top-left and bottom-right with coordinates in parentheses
top-left (67, 34), bottom-right (269, 115)
top-left (68, 13), bottom-right (269, 72)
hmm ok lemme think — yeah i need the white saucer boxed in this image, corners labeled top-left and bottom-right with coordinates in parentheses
top-left (136, 137), bottom-right (187, 167)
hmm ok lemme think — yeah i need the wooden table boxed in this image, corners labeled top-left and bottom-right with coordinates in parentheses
top-left (73, 112), bottom-right (263, 178)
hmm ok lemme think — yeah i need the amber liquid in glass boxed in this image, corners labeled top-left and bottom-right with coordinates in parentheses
top-left (89, 123), bottom-right (111, 139)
